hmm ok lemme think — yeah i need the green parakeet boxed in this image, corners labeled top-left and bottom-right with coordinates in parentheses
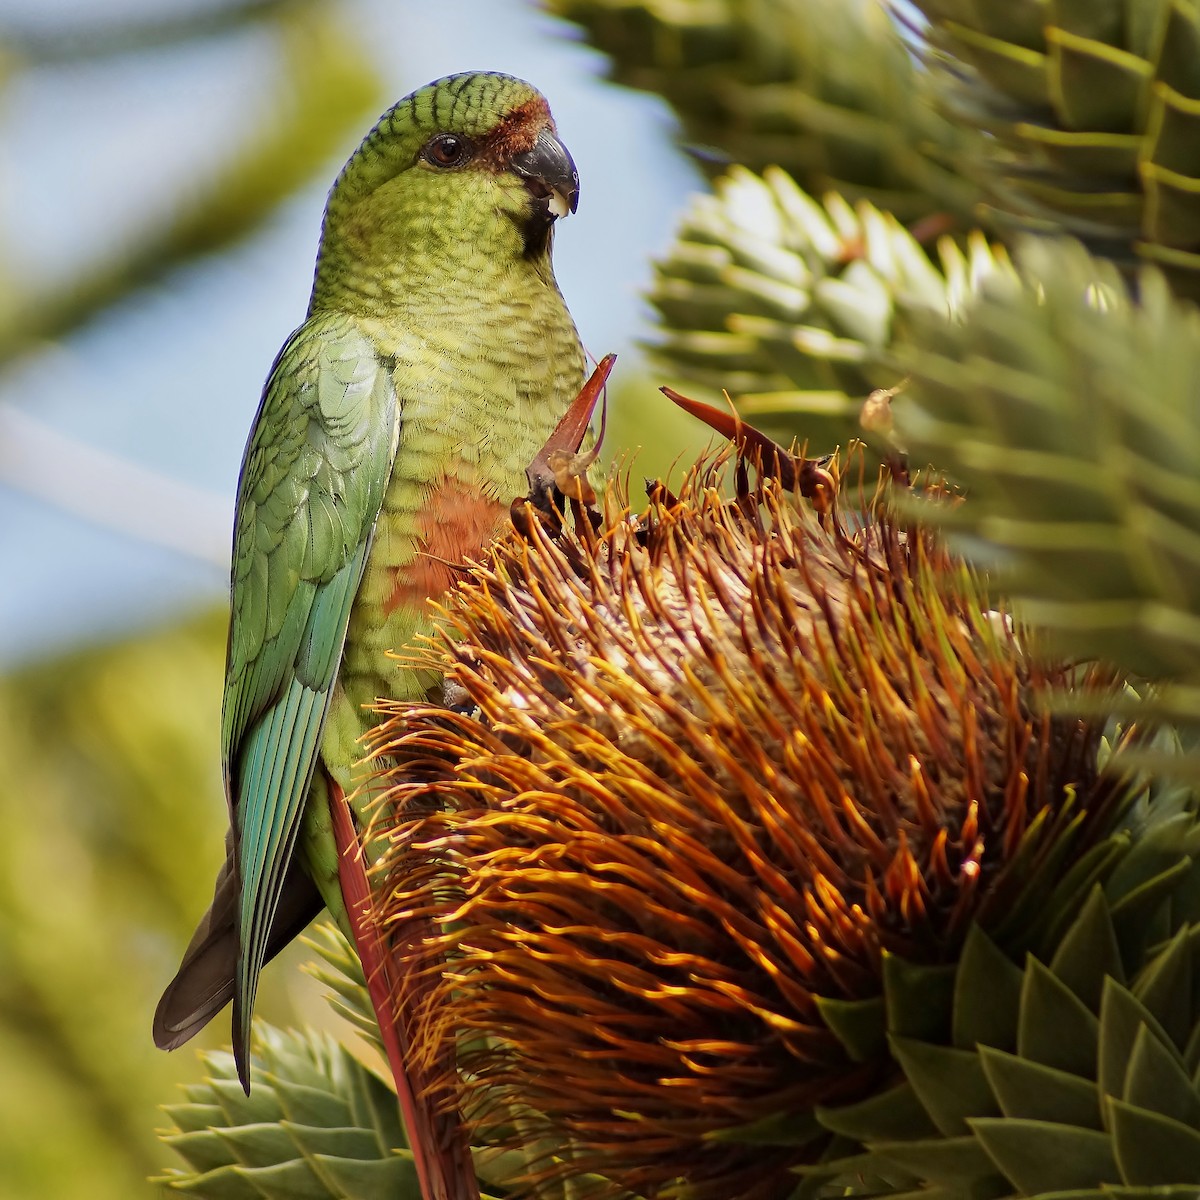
top-left (153, 72), bottom-right (584, 1091)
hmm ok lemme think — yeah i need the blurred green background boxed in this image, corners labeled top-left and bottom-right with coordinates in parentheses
top-left (0, 2), bottom-right (707, 1195)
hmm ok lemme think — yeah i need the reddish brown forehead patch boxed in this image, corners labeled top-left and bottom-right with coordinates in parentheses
top-left (477, 97), bottom-right (551, 170)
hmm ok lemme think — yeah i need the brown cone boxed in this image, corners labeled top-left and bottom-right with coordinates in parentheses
top-left (367, 453), bottom-right (1122, 1199)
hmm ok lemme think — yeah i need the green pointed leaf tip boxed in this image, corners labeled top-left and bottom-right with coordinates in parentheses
top-left (814, 993), bottom-right (888, 1064)
top-left (1109, 1098), bottom-right (1200, 1187)
top-left (872, 1133), bottom-right (1005, 1189)
top-left (1049, 884), bottom-right (1125, 1008)
top-left (882, 955), bottom-right (958, 1044)
top-left (888, 1036), bottom-right (1000, 1135)
top-left (952, 925), bottom-right (1024, 1052)
top-left (911, 0), bottom-right (1200, 294)
top-left (895, 236), bottom-right (1200, 759)
top-left (1123, 1023), bottom-right (1200, 1127)
top-left (156, 1024), bottom-right (412, 1198)
top-left (809, 869), bottom-right (1200, 1196)
top-left (648, 165), bottom-right (1014, 455)
top-left (972, 1117), bottom-right (1120, 1193)
top-left (978, 1046), bottom-right (1103, 1130)
top-left (815, 1082), bottom-right (940, 1144)
top-left (545, 0), bottom-right (977, 219)
top-left (300, 922), bottom-right (390, 1062)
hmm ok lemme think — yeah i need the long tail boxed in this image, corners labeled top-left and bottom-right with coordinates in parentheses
top-left (326, 772), bottom-right (478, 1200)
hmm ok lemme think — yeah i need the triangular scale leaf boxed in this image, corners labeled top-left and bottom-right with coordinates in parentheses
top-left (157, 1164), bottom-right (267, 1199)
top-left (814, 993), bottom-right (888, 1063)
top-left (1104, 816), bottom-right (1194, 906)
top-left (308, 1153), bottom-right (423, 1198)
top-left (267, 1080), bottom-right (352, 1130)
top-left (1110, 857), bottom-right (1193, 967)
top-left (212, 1123), bottom-right (301, 1170)
top-left (953, 925), bottom-right (1024, 1052)
top-left (790, 1145), bottom-right (901, 1184)
top-left (1018, 957), bottom-right (1100, 1077)
top-left (161, 1130), bottom-right (240, 1175)
top-left (1098, 977), bottom-right (1178, 1107)
top-left (1109, 1097), bottom-right (1200, 1186)
top-left (276, 1122), bottom-right (384, 1162)
top-left (1132, 928), bottom-right (1196, 1050)
top-left (815, 1083), bottom-right (939, 1142)
top-left (341, 1058), bottom-right (407, 1150)
top-left (1050, 885), bottom-right (1124, 1009)
top-left (984, 815), bottom-right (1092, 952)
top-left (209, 1078), bottom-right (286, 1126)
top-left (978, 1046), bottom-right (1103, 1129)
top-left (159, 1023), bottom-right (416, 1197)
top-left (970, 1118), bottom-right (1120, 1193)
top-left (883, 954), bottom-right (957, 1042)
top-left (871, 1134), bottom-right (1006, 1189)
top-left (1037, 842), bottom-right (1131, 963)
top-left (889, 1035), bottom-right (1000, 1134)
top-left (303, 925), bottom-right (386, 1059)
top-left (1123, 1024), bottom-right (1200, 1125)
top-left (234, 1160), bottom-right (333, 1200)
top-left (163, 1104), bottom-right (229, 1136)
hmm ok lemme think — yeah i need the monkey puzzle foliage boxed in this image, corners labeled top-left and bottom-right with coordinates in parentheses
top-left (158, 1023), bottom-right (421, 1200)
top-left (894, 239), bottom-right (1200, 754)
top-left (545, 0), bottom-right (978, 223)
top-left (647, 164), bottom-right (1015, 451)
top-left (911, 0), bottom-right (1200, 297)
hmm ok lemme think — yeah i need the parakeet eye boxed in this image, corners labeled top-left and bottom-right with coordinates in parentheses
top-left (423, 134), bottom-right (471, 168)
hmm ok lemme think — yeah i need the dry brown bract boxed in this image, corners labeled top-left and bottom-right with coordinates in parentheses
top-left (366, 453), bottom-right (1119, 1199)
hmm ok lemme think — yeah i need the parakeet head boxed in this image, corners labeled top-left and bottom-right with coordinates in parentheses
top-left (312, 72), bottom-right (579, 307)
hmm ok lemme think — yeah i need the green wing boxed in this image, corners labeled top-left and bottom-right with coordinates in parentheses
top-left (221, 312), bottom-right (400, 1071)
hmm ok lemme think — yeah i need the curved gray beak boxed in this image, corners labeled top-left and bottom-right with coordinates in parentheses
top-left (510, 127), bottom-right (580, 217)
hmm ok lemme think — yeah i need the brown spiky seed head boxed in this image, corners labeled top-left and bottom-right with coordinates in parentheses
top-left (369, 459), bottom-right (1120, 1199)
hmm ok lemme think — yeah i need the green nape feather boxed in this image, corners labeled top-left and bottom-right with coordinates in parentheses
top-left (153, 70), bottom-right (585, 1091)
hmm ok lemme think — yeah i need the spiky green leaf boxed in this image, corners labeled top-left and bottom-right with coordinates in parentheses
top-left (649, 167), bottom-right (1015, 454)
top-left (156, 1026), bottom-right (418, 1200)
top-left (546, 0), bottom-right (976, 221)
top-left (803, 840), bottom-right (1200, 1196)
top-left (911, 0), bottom-right (1200, 298)
top-left (893, 237), bottom-right (1200, 762)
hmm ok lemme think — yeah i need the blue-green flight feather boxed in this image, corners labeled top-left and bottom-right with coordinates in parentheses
top-left (221, 314), bottom-right (401, 1078)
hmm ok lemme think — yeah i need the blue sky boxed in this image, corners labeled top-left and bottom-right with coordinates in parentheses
top-left (0, 0), bottom-right (702, 665)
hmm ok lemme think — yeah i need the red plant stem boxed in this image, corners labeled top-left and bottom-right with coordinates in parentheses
top-left (327, 772), bottom-right (478, 1200)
